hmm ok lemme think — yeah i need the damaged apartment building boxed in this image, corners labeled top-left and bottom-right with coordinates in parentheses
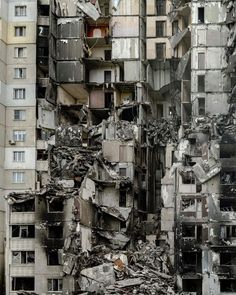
top-left (2, 0), bottom-right (236, 294)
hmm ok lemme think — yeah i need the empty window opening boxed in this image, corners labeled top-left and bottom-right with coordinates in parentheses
top-left (221, 171), bottom-right (236, 184)
top-left (12, 225), bottom-right (35, 238)
top-left (198, 75), bottom-right (205, 92)
top-left (119, 190), bottom-right (127, 207)
top-left (91, 109), bottom-right (109, 125)
top-left (12, 277), bottom-right (35, 291)
top-left (48, 278), bottom-right (63, 292)
top-left (37, 86), bottom-right (46, 98)
top-left (47, 250), bottom-right (60, 265)
top-left (104, 92), bottom-right (113, 108)
top-left (198, 97), bottom-right (205, 116)
top-left (156, 43), bottom-right (165, 60)
top-left (182, 171), bottom-right (195, 184)
top-left (156, 21), bottom-right (165, 37)
top-left (104, 70), bottom-right (112, 83)
top-left (12, 199), bottom-right (35, 212)
top-left (220, 279), bottom-right (236, 292)
top-left (48, 199), bottom-right (64, 212)
top-left (12, 251), bottom-right (35, 264)
top-left (120, 221), bottom-right (126, 229)
top-left (48, 225), bottom-right (63, 238)
top-left (198, 53), bottom-right (205, 69)
top-left (182, 225), bottom-right (195, 238)
top-left (119, 168), bottom-right (127, 177)
top-left (156, 0), bottom-right (166, 15)
top-left (220, 252), bottom-right (236, 265)
top-left (220, 198), bottom-right (236, 212)
top-left (220, 144), bottom-right (236, 158)
top-left (104, 49), bottom-right (111, 60)
top-left (120, 106), bottom-right (138, 122)
top-left (198, 7), bottom-right (205, 23)
top-left (182, 252), bottom-right (202, 273)
top-left (182, 279), bottom-right (202, 294)
top-left (172, 20), bottom-right (179, 35)
top-left (39, 5), bottom-right (49, 16)
top-left (37, 149), bottom-right (48, 160)
top-left (157, 104), bottom-right (164, 118)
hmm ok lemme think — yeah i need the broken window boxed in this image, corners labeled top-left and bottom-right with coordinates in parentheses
top-left (198, 7), bottom-right (205, 23)
top-left (182, 252), bottom-right (197, 272)
top-left (12, 199), bottom-right (35, 212)
top-left (156, 21), bottom-right (165, 37)
top-left (12, 251), bottom-right (35, 264)
top-left (38, 4), bottom-right (49, 16)
top-left (119, 190), bottom-right (127, 207)
top-left (104, 50), bottom-right (111, 61)
top-left (120, 106), bottom-right (138, 122)
top-left (12, 225), bottom-right (35, 238)
top-left (38, 26), bottom-right (49, 37)
top-left (156, 43), bottom-right (165, 60)
top-left (221, 171), bottom-right (236, 184)
top-left (48, 199), bottom-right (64, 212)
top-left (220, 225), bottom-right (236, 239)
top-left (198, 52), bottom-right (205, 69)
top-left (220, 279), bottom-right (236, 292)
top-left (48, 225), bottom-right (63, 239)
top-left (12, 277), bottom-right (35, 291)
top-left (37, 149), bottom-right (48, 160)
top-left (48, 278), bottom-right (63, 291)
top-left (47, 250), bottom-right (60, 265)
top-left (156, 0), bottom-right (166, 16)
top-left (104, 71), bottom-right (112, 83)
top-left (182, 279), bottom-right (202, 293)
top-left (198, 75), bottom-right (205, 92)
top-left (198, 97), bottom-right (205, 116)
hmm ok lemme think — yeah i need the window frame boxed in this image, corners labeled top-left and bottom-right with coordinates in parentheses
top-left (13, 151), bottom-right (25, 162)
top-left (12, 251), bottom-right (35, 264)
top-left (13, 88), bottom-right (26, 100)
top-left (12, 171), bottom-right (25, 183)
top-left (14, 68), bottom-right (26, 79)
top-left (47, 278), bottom-right (63, 292)
top-left (13, 130), bottom-right (26, 142)
top-left (15, 5), bottom-right (27, 16)
top-left (14, 110), bottom-right (26, 120)
top-left (14, 26), bottom-right (26, 37)
top-left (14, 47), bottom-right (27, 58)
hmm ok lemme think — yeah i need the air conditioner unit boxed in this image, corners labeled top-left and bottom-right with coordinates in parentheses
top-left (9, 140), bottom-right (16, 145)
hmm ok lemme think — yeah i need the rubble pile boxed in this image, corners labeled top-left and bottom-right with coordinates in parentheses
top-left (50, 146), bottom-right (98, 179)
top-left (68, 241), bottom-right (176, 294)
top-left (147, 119), bottom-right (180, 146)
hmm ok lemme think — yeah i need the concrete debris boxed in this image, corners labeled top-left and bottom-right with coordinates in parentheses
top-left (193, 159), bottom-right (221, 184)
top-left (77, 0), bottom-right (100, 21)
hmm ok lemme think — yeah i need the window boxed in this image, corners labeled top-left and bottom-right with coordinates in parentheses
top-left (119, 168), bottom-right (126, 177)
top-left (13, 88), bottom-right (26, 99)
top-left (48, 199), bottom-right (64, 212)
top-left (14, 47), bottom-right (27, 58)
top-left (39, 5), bottom-right (49, 16)
top-left (13, 151), bottom-right (25, 162)
top-left (14, 110), bottom-right (26, 120)
top-left (156, 21), bottom-right (165, 37)
top-left (104, 92), bottom-right (113, 108)
top-left (220, 280), bottom-right (236, 292)
top-left (15, 26), bottom-right (26, 36)
top-left (12, 277), bottom-right (35, 291)
top-left (104, 71), bottom-right (112, 82)
top-left (119, 190), bottom-right (127, 207)
top-left (198, 7), bottom-right (205, 23)
top-left (13, 130), bottom-right (26, 142)
top-left (47, 250), bottom-right (60, 265)
top-left (172, 21), bottom-right (179, 35)
top-left (15, 6), bottom-right (26, 16)
top-left (48, 279), bottom-right (63, 292)
top-left (156, 43), bottom-right (165, 60)
top-left (12, 199), bottom-right (35, 212)
top-left (12, 251), bottom-right (35, 264)
top-left (156, 0), bottom-right (166, 16)
top-left (48, 225), bottom-right (63, 238)
top-left (104, 49), bottom-right (111, 60)
top-left (198, 97), bottom-right (205, 116)
top-left (12, 172), bottom-right (25, 183)
top-left (198, 53), bottom-right (205, 69)
top-left (197, 75), bottom-right (205, 92)
top-left (14, 68), bottom-right (26, 79)
top-left (12, 225), bottom-right (35, 238)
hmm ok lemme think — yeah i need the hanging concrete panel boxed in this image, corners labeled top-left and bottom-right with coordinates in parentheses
top-left (111, 0), bottom-right (139, 16)
top-left (57, 18), bottom-right (84, 38)
top-left (206, 28), bottom-right (228, 47)
top-left (205, 71), bottom-right (222, 92)
top-left (57, 61), bottom-right (84, 82)
top-left (124, 61), bottom-right (140, 81)
top-left (111, 17), bottom-right (139, 37)
top-left (112, 38), bottom-right (139, 59)
top-left (206, 48), bottom-right (225, 69)
top-left (38, 107), bottom-right (56, 129)
top-left (57, 39), bottom-right (83, 60)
